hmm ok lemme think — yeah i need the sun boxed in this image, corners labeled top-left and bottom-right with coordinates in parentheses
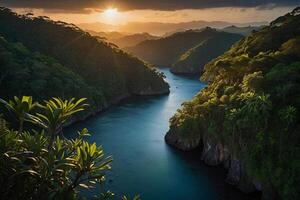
top-left (103, 8), bottom-right (118, 18)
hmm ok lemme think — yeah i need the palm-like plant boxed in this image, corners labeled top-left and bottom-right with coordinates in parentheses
top-left (0, 122), bottom-right (113, 199)
top-left (0, 96), bottom-right (38, 134)
top-left (27, 97), bottom-right (88, 148)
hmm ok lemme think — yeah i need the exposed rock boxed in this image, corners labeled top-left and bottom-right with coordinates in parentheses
top-left (253, 180), bottom-right (263, 191)
top-left (201, 135), bottom-right (230, 166)
top-left (201, 137), bottom-right (257, 194)
top-left (237, 168), bottom-right (257, 194)
top-left (165, 126), bottom-right (201, 151)
top-left (165, 126), bottom-right (263, 196)
top-left (226, 158), bottom-right (241, 185)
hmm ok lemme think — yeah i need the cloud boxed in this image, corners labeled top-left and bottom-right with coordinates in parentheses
top-left (1, 0), bottom-right (299, 13)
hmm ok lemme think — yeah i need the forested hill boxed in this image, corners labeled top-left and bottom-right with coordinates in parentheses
top-left (0, 36), bottom-right (93, 101)
top-left (0, 7), bottom-right (169, 116)
top-left (87, 31), bottom-right (159, 48)
top-left (166, 7), bottom-right (300, 200)
top-left (222, 25), bottom-right (264, 36)
top-left (125, 27), bottom-right (242, 70)
top-left (110, 33), bottom-right (159, 48)
top-left (171, 32), bottom-right (242, 74)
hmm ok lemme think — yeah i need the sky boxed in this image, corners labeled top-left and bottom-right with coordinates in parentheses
top-left (1, 0), bottom-right (299, 25)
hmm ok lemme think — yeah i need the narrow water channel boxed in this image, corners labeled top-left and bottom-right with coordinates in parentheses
top-left (66, 67), bottom-right (259, 200)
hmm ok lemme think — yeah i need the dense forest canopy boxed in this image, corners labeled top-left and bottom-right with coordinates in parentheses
top-left (167, 7), bottom-right (300, 200)
top-left (0, 36), bottom-right (94, 102)
top-left (0, 7), bottom-right (169, 114)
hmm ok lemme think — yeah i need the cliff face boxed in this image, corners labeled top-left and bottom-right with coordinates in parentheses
top-left (165, 129), bottom-right (260, 194)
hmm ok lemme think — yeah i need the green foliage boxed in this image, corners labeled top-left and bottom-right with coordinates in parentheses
top-left (127, 27), bottom-right (241, 69)
top-left (222, 25), bottom-right (264, 36)
top-left (108, 32), bottom-right (159, 48)
top-left (0, 96), bottom-right (38, 134)
top-left (27, 98), bottom-right (88, 148)
top-left (0, 7), bottom-right (169, 112)
top-left (171, 33), bottom-right (242, 74)
top-left (0, 97), bottom-right (139, 199)
top-left (169, 8), bottom-right (300, 199)
top-left (0, 36), bottom-right (98, 105)
top-left (0, 97), bottom-right (112, 199)
top-left (0, 126), bottom-right (113, 199)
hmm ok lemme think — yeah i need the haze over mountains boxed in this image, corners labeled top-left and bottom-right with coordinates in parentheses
top-left (78, 20), bottom-right (267, 36)
top-left (125, 27), bottom-right (243, 74)
top-left (88, 31), bottom-right (159, 48)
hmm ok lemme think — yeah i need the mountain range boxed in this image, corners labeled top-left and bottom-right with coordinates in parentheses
top-left (125, 27), bottom-right (243, 74)
top-left (78, 20), bottom-right (267, 36)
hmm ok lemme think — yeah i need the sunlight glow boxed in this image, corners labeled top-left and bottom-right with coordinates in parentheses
top-left (103, 8), bottom-right (118, 18)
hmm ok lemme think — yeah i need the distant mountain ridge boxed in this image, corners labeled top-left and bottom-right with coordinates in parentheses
top-left (111, 33), bottom-right (159, 48)
top-left (78, 20), bottom-right (268, 36)
top-left (222, 25), bottom-right (265, 36)
top-left (87, 30), bottom-right (159, 48)
top-left (126, 27), bottom-right (242, 75)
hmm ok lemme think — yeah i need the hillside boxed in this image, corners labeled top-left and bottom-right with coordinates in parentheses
top-left (126, 27), bottom-right (236, 66)
top-left (0, 36), bottom-right (93, 101)
top-left (88, 31), bottom-right (159, 48)
top-left (111, 33), bottom-right (159, 48)
top-left (171, 33), bottom-right (242, 74)
top-left (166, 7), bottom-right (300, 200)
top-left (87, 30), bottom-right (127, 41)
top-left (222, 25), bottom-right (264, 36)
top-left (0, 7), bottom-right (169, 119)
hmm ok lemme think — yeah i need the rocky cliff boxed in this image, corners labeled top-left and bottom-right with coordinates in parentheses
top-left (165, 128), bottom-right (267, 197)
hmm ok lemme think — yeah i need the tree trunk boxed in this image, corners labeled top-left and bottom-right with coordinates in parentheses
top-left (18, 119), bottom-right (24, 135)
top-left (48, 132), bottom-right (55, 150)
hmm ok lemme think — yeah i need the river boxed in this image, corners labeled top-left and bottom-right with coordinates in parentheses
top-left (66, 67), bottom-right (259, 200)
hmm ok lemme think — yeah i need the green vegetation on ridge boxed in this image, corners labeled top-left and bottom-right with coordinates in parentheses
top-left (167, 7), bottom-right (300, 199)
top-left (126, 27), bottom-right (242, 75)
top-left (0, 36), bottom-right (94, 102)
top-left (222, 25), bottom-right (264, 36)
top-left (88, 31), bottom-right (159, 48)
top-left (110, 33), bottom-right (159, 48)
top-left (0, 7), bottom-right (169, 114)
top-left (171, 33), bottom-right (242, 74)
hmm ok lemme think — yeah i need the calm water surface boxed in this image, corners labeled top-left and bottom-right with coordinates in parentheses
top-left (66, 68), bottom-right (258, 200)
